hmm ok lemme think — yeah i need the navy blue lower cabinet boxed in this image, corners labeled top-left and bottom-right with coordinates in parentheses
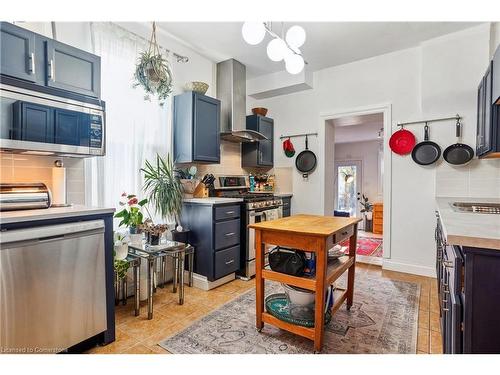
top-left (181, 202), bottom-right (241, 281)
top-left (436, 220), bottom-right (500, 354)
top-left (281, 196), bottom-right (292, 217)
top-left (462, 246), bottom-right (500, 353)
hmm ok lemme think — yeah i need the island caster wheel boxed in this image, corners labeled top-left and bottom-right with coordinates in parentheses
top-left (346, 304), bottom-right (352, 311)
top-left (257, 328), bottom-right (263, 332)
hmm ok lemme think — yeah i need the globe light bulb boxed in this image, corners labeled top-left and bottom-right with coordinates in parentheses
top-left (242, 22), bottom-right (266, 45)
top-left (285, 25), bottom-right (306, 48)
top-left (266, 38), bottom-right (287, 62)
top-left (285, 53), bottom-right (305, 74)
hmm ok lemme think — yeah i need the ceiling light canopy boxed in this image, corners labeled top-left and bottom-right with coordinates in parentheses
top-left (242, 22), bottom-right (307, 75)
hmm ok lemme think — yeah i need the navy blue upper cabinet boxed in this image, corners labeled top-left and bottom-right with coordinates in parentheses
top-left (493, 44), bottom-right (500, 105)
top-left (241, 115), bottom-right (274, 167)
top-left (1, 22), bottom-right (101, 100)
top-left (174, 92), bottom-right (221, 164)
top-left (12, 101), bottom-right (53, 143)
top-left (477, 61), bottom-right (500, 158)
top-left (45, 40), bottom-right (101, 98)
top-left (0, 22), bottom-right (37, 83)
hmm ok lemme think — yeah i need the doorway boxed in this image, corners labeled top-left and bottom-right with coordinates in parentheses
top-left (320, 105), bottom-right (390, 266)
top-left (334, 160), bottom-right (362, 218)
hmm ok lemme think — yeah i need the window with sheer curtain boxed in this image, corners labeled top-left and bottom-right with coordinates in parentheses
top-left (85, 22), bottom-right (172, 223)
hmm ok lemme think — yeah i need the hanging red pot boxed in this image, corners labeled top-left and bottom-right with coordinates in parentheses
top-left (283, 138), bottom-right (295, 157)
top-left (389, 127), bottom-right (416, 155)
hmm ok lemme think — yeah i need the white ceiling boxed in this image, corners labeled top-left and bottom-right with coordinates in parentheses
top-left (158, 22), bottom-right (480, 79)
top-left (330, 113), bottom-right (383, 143)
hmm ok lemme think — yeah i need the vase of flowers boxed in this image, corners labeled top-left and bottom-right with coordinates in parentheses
top-left (143, 223), bottom-right (169, 245)
top-left (114, 192), bottom-right (150, 242)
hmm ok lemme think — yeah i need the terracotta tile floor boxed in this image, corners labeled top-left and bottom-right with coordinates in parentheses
top-left (86, 263), bottom-right (441, 354)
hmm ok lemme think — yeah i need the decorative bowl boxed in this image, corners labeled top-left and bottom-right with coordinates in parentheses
top-left (185, 81), bottom-right (209, 95)
top-left (282, 283), bottom-right (315, 306)
top-left (252, 107), bottom-right (268, 116)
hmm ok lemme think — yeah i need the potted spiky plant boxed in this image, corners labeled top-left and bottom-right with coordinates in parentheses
top-left (141, 154), bottom-right (184, 243)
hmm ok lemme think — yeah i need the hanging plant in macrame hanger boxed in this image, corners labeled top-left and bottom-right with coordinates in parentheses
top-left (133, 22), bottom-right (173, 106)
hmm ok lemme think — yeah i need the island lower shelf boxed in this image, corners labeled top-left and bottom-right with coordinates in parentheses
top-left (262, 288), bottom-right (349, 340)
top-left (261, 256), bottom-right (353, 291)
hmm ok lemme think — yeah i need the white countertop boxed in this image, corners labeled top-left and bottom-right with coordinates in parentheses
top-left (183, 197), bottom-right (244, 205)
top-left (0, 205), bottom-right (115, 224)
top-left (435, 197), bottom-right (500, 250)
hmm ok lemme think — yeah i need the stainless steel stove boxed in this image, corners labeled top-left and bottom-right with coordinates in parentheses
top-left (213, 175), bottom-right (283, 279)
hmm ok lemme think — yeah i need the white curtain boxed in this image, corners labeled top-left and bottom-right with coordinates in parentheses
top-left (86, 22), bottom-right (172, 223)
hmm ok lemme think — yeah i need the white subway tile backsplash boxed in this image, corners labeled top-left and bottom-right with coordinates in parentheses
top-left (0, 155), bottom-right (86, 204)
top-left (436, 158), bottom-right (500, 198)
top-left (435, 178), bottom-right (469, 197)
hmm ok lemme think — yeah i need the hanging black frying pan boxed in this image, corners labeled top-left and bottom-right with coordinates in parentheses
top-left (443, 119), bottom-right (474, 165)
top-left (295, 135), bottom-right (317, 178)
top-left (411, 123), bottom-right (441, 165)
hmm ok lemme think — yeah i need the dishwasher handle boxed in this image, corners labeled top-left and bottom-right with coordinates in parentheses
top-left (0, 220), bottom-right (105, 245)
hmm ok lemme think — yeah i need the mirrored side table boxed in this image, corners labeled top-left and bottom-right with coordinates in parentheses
top-left (114, 253), bottom-right (141, 316)
top-left (128, 240), bottom-right (194, 320)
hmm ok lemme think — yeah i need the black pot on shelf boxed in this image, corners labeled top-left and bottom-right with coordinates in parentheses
top-left (171, 229), bottom-right (190, 244)
top-left (146, 232), bottom-right (161, 245)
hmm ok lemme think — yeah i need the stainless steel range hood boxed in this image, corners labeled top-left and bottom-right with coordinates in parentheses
top-left (216, 59), bottom-right (267, 143)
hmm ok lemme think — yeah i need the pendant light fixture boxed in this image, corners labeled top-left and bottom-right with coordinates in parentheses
top-left (242, 22), bottom-right (307, 75)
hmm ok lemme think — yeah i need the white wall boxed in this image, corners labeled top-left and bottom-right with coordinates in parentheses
top-left (334, 140), bottom-right (382, 203)
top-left (249, 24), bottom-right (496, 277)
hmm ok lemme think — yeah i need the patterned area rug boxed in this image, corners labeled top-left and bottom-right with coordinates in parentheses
top-left (341, 237), bottom-right (383, 257)
top-left (159, 269), bottom-right (420, 354)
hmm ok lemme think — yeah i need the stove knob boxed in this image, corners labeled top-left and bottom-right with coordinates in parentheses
top-left (265, 201), bottom-right (271, 207)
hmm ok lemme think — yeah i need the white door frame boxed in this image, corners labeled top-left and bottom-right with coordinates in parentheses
top-left (334, 159), bottom-right (363, 218)
top-left (318, 103), bottom-right (392, 259)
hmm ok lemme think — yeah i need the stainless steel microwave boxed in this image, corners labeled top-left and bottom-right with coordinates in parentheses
top-left (0, 84), bottom-right (105, 157)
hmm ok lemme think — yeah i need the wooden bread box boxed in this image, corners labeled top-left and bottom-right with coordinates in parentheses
top-left (373, 202), bottom-right (383, 234)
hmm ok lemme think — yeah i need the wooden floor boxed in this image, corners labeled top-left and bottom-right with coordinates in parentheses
top-left (86, 262), bottom-right (441, 354)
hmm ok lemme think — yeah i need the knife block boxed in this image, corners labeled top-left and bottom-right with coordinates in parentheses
top-left (193, 183), bottom-right (209, 198)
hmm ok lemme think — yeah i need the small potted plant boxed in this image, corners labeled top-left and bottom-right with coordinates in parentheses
top-left (141, 153), bottom-right (184, 242)
top-left (357, 193), bottom-right (373, 232)
top-left (114, 232), bottom-right (130, 260)
top-left (143, 222), bottom-right (169, 245)
top-left (114, 193), bottom-right (149, 235)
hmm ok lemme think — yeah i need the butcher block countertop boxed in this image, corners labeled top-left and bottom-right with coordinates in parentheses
top-left (248, 214), bottom-right (362, 237)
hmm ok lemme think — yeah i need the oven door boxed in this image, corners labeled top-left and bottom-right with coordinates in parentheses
top-left (247, 206), bottom-right (283, 261)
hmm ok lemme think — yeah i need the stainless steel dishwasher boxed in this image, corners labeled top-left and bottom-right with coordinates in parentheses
top-left (0, 220), bottom-right (107, 353)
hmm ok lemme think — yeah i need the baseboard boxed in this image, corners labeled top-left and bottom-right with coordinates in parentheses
top-left (356, 255), bottom-right (383, 266)
top-left (192, 272), bottom-right (236, 291)
top-left (382, 259), bottom-right (436, 278)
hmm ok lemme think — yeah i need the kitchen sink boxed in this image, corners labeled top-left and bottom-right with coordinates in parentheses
top-left (450, 202), bottom-right (500, 214)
